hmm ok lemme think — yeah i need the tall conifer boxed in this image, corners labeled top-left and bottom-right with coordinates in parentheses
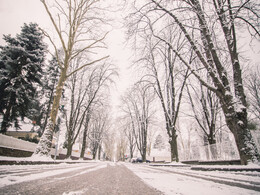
top-left (0, 23), bottom-right (46, 133)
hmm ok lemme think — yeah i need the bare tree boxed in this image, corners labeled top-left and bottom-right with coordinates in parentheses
top-left (64, 60), bottom-right (116, 158)
top-left (79, 107), bottom-right (92, 159)
top-left (121, 82), bottom-right (155, 162)
top-left (103, 130), bottom-right (115, 161)
top-left (186, 82), bottom-right (221, 145)
top-left (186, 81), bottom-right (222, 159)
top-left (149, 37), bottom-right (189, 162)
top-left (64, 57), bottom-right (89, 158)
top-left (127, 0), bottom-right (259, 164)
top-left (34, 0), bottom-right (109, 156)
top-left (246, 67), bottom-right (260, 123)
top-left (147, 126), bottom-right (157, 156)
top-left (117, 129), bottom-right (128, 161)
top-left (88, 107), bottom-right (110, 160)
top-left (119, 119), bottom-right (136, 159)
top-left (126, 13), bottom-right (190, 162)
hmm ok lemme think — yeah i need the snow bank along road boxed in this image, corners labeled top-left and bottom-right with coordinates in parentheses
top-left (0, 162), bottom-right (259, 195)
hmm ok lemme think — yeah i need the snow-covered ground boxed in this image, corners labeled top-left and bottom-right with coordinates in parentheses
top-left (124, 163), bottom-right (260, 195)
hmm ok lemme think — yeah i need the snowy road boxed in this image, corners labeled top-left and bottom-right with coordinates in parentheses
top-left (0, 162), bottom-right (260, 195)
top-left (0, 162), bottom-right (160, 195)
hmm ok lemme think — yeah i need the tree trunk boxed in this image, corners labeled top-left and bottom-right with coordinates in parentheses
top-left (80, 111), bottom-right (91, 158)
top-left (98, 144), bottom-right (101, 160)
top-left (34, 118), bottom-right (55, 156)
top-left (92, 145), bottom-right (97, 160)
top-left (33, 68), bottom-right (67, 156)
top-left (0, 94), bottom-right (15, 134)
top-left (0, 107), bottom-right (11, 134)
top-left (130, 145), bottom-right (134, 159)
top-left (142, 145), bottom-right (147, 162)
top-left (225, 110), bottom-right (258, 165)
top-left (66, 143), bottom-right (73, 159)
top-left (42, 89), bottom-right (54, 135)
top-left (66, 135), bottom-right (73, 158)
top-left (80, 130), bottom-right (87, 159)
top-left (80, 131), bottom-right (87, 159)
top-left (208, 130), bottom-right (216, 145)
top-left (141, 124), bottom-right (147, 162)
top-left (208, 132), bottom-right (217, 160)
top-left (169, 130), bottom-right (179, 162)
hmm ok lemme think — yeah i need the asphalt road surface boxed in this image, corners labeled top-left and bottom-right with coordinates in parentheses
top-left (0, 162), bottom-right (162, 195)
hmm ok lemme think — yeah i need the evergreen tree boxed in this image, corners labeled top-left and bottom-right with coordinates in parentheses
top-left (40, 56), bottom-right (60, 135)
top-left (26, 56), bottom-right (60, 136)
top-left (0, 23), bottom-right (46, 133)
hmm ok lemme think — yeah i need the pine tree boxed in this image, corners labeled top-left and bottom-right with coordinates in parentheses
top-left (25, 56), bottom-right (60, 136)
top-left (40, 57), bottom-right (60, 135)
top-left (0, 23), bottom-right (46, 133)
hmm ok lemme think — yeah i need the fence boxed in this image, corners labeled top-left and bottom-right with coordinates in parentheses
top-left (180, 141), bottom-right (240, 161)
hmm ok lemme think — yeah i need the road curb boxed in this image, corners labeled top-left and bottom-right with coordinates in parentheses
top-left (191, 166), bottom-right (260, 172)
top-left (0, 160), bottom-right (91, 165)
top-left (149, 164), bottom-right (191, 168)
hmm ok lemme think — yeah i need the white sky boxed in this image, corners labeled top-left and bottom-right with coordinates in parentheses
top-left (0, 0), bottom-right (50, 42)
top-left (0, 0), bottom-right (134, 109)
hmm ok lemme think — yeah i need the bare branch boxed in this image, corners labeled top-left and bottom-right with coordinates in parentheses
top-left (66, 55), bottom-right (109, 78)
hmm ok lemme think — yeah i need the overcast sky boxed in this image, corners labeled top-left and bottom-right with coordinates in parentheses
top-left (0, 0), bottom-right (50, 44)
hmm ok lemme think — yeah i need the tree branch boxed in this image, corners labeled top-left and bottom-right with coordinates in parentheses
top-left (66, 55), bottom-right (109, 78)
